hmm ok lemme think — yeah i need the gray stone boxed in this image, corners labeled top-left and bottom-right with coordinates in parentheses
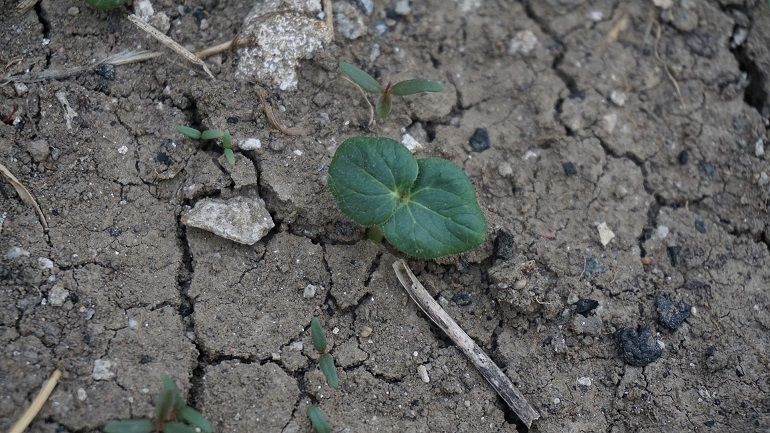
top-left (92, 359), bottom-right (114, 380)
top-left (48, 283), bottom-right (69, 307)
top-left (571, 314), bottom-right (603, 336)
top-left (181, 196), bottom-right (274, 245)
top-left (236, 3), bottom-right (331, 90)
top-left (28, 139), bottom-right (50, 162)
top-left (334, 1), bottom-right (367, 40)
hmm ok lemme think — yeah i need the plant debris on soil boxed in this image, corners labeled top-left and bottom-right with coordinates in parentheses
top-left (1, 1), bottom-right (769, 432)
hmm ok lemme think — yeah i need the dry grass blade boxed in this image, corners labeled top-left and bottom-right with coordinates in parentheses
top-left (324, 0), bottom-right (334, 40)
top-left (0, 163), bottom-right (49, 231)
top-left (653, 21), bottom-right (685, 109)
top-left (15, 0), bottom-right (37, 14)
top-left (127, 14), bottom-right (215, 79)
top-left (598, 12), bottom-right (629, 52)
top-left (341, 76), bottom-right (374, 126)
top-left (8, 369), bottom-right (61, 433)
top-left (392, 260), bottom-right (540, 428)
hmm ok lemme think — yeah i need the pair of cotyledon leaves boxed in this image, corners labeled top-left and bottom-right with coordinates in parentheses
top-left (328, 137), bottom-right (486, 259)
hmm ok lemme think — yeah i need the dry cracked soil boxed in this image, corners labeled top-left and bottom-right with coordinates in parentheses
top-left (1, 0), bottom-right (770, 432)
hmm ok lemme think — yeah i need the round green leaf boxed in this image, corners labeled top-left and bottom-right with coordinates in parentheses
top-left (307, 405), bottom-right (331, 433)
top-left (310, 317), bottom-right (327, 353)
top-left (103, 419), bottom-right (154, 433)
top-left (382, 158), bottom-right (486, 258)
top-left (339, 62), bottom-right (383, 93)
top-left (390, 79), bottom-right (444, 96)
top-left (319, 353), bottom-right (339, 389)
top-left (328, 137), bottom-right (418, 226)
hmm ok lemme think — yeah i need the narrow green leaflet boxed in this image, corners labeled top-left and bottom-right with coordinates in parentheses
top-left (328, 137), bottom-right (418, 226)
top-left (307, 405), bottom-right (332, 433)
top-left (178, 407), bottom-right (212, 433)
top-left (223, 129), bottom-right (235, 165)
top-left (155, 388), bottom-right (175, 421)
top-left (382, 158), bottom-right (486, 258)
top-left (310, 317), bottom-right (327, 353)
top-left (176, 125), bottom-right (201, 139)
top-left (339, 62), bottom-right (383, 93)
top-left (376, 93), bottom-right (392, 118)
top-left (390, 79), bottom-right (444, 96)
top-left (328, 137), bottom-right (486, 258)
top-left (103, 420), bottom-right (154, 433)
top-left (160, 374), bottom-right (183, 412)
top-left (201, 129), bottom-right (225, 140)
top-left (319, 353), bottom-right (339, 389)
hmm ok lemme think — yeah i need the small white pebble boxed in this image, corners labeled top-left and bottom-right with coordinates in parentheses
top-left (610, 90), bottom-right (626, 106)
top-left (755, 138), bottom-right (765, 158)
top-left (576, 376), bottom-right (592, 386)
top-left (417, 365), bottom-right (430, 383)
top-left (117, 145), bottom-right (128, 155)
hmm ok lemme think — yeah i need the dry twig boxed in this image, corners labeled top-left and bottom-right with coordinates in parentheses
top-left (127, 14), bottom-right (215, 79)
top-left (8, 368), bottom-right (61, 433)
top-left (652, 21), bottom-right (685, 108)
top-left (0, 163), bottom-right (49, 231)
top-left (254, 86), bottom-right (305, 136)
top-left (341, 76), bottom-right (374, 126)
top-left (392, 260), bottom-right (540, 428)
top-left (323, 0), bottom-right (334, 40)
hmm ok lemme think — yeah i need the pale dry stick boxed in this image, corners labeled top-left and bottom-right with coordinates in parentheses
top-left (8, 368), bottom-right (61, 433)
top-left (323, 0), bottom-right (334, 40)
top-left (1, 50), bottom-right (162, 85)
top-left (195, 34), bottom-right (254, 60)
top-left (0, 164), bottom-right (49, 231)
top-left (597, 12), bottom-right (628, 52)
top-left (254, 86), bottom-right (306, 136)
top-left (341, 76), bottom-right (375, 126)
top-left (652, 21), bottom-right (685, 109)
top-left (127, 14), bottom-right (215, 79)
top-left (392, 260), bottom-right (540, 428)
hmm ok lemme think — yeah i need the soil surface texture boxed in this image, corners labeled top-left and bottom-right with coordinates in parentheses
top-left (2, 0), bottom-right (769, 432)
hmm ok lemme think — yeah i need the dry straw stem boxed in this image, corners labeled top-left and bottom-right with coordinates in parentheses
top-left (8, 368), bottom-right (61, 433)
top-left (127, 14), bottom-right (215, 79)
top-left (0, 164), bottom-right (49, 231)
top-left (254, 86), bottom-right (305, 136)
top-left (323, 0), bottom-right (334, 40)
top-left (652, 20), bottom-right (685, 109)
top-left (1, 50), bottom-right (162, 85)
top-left (392, 260), bottom-right (540, 428)
top-left (341, 76), bottom-right (374, 126)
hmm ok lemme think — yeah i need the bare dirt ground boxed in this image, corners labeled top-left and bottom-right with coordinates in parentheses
top-left (2, 0), bottom-right (769, 432)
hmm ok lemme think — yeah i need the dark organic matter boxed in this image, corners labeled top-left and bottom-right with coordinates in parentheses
top-left (617, 326), bottom-right (662, 367)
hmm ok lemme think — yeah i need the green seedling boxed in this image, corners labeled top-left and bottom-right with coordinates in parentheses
top-left (307, 404), bottom-right (331, 433)
top-left (328, 136), bottom-right (486, 259)
top-left (176, 125), bottom-right (235, 165)
top-left (84, 0), bottom-right (128, 9)
top-left (338, 61), bottom-right (443, 118)
top-left (104, 374), bottom-right (211, 433)
top-left (311, 317), bottom-right (339, 389)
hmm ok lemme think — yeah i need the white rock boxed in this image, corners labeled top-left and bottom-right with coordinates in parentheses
top-left (576, 376), bottom-right (592, 386)
top-left (303, 284), bottom-right (319, 298)
top-left (181, 197), bottom-right (275, 245)
top-left (597, 222), bottom-right (615, 246)
top-left (48, 284), bottom-right (69, 307)
top-left (133, 0), bottom-right (154, 21)
top-left (394, 0), bottom-right (411, 15)
top-left (6, 246), bottom-right (30, 259)
top-left (651, 225), bottom-right (669, 240)
top-left (401, 133), bottom-right (423, 153)
top-left (509, 30), bottom-right (538, 55)
top-left (652, 0), bottom-right (673, 9)
top-left (417, 364), bottom-right (430, 383)
top-left (334, 1), bottom-right (367, 40)
top-left (610, 90), bottom-right (626, 107)
top-left (38, 257), bottom-right (54, 269)
top-left (77, 388), bottom-right (87, 401)
top-left (602, 112), bottom-right (618, 134)
top-left (92, 359), bottom-right (115, 380)
top-left (755, 138), bottom-right (765, 158)
top-left (236, 6), bottom-right (331, 90)
top-left (240, 138), bottom-right (262, 150)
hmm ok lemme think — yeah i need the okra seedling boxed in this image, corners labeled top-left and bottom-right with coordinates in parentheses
top-left (339, 61), bottom-right (444, 118)
top-left (311, 317), bottom-right (338, 389)
top-left (176, 125), bottom-right (235, 165)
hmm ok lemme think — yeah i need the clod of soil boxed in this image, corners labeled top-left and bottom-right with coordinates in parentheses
top-left (655, 295), bottom-right (692, 332)
top-left (617, 326), bottom-right (662, 367)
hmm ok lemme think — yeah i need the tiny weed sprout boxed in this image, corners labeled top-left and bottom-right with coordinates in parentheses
top-left (307, 404), bottom-right (332, 433)
top-left (103, 374), bottom-right (212, 433)
top-left (328, 136), bottom-right (487, 259)
top-left (84, 0), bottom-right (128, 10)
top-left (338, 61), bottom-right (443, 118)
top-left (310, 317), bottom-right (339, 389)
top-left (176, 125), bottom-right (235, 165)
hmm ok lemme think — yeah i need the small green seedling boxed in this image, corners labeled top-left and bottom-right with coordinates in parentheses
top-left (311, 317), bottom-right (338, 389)
top-left (338, 61), bottom-right (443, 118)
top-left (307, 404), bottom-right (331, 433)
top-left (84, 0), bottom-right (128, 10)
top-left (176, 125), bottom-right (235, 165)
top-left (328, 136), bottom-right (486, 259)
top-left (103, 374), bottom-right (211, 433)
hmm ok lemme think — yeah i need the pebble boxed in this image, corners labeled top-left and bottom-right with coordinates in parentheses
top-left (394, 0), bottom-right (411, 15)
top-left (451, 293), bottom-right (472, 307)
top-left (610, 90), bottom-right (626, 106)
top-left (181, 196), bottom-right (275, 245)
top-left (666, 245), bottom-right (681, 267)
top-left (655, 295), bottom-right (691, 331)
top-left (6, 246), bottom-right (30, 259)
top-left (360, 326), bottom-right (373, 338)
top-left (509, 30), bottom-right (538, 55)
top-left (401, 133), bottom-right (423, 153)
top-left (597, 222), bottom-right (615, 246)
top-left (755, 138), bottom-right (765, 158)
top-left (48, 284), bottom-right (69, 307)
top-left (571, 315), bottom-right (603, 336)
top-left (497, 162), bottom-right (513, 177)
top-left (562, 162), bottom-right (577, 176)
top-left (92, 359), bottom-right (115, 380)
top-left (678, 149), bottom-right (689, 165)
top-left (576, 376), bottom-right (592, 387)
top-left (303, 284), bottom-right (319, 298)
top-left (493, 230), bottom-right (514, 260)
top-left (583, 255), bottom-right (606, 275)
top-left (575, 298), bottom-right (599, 316)
top-left (67, 6), bottom-right (79, 15)
top-left (239, 138), bottom-right (262, 150)
top-left (333, 1), bottom-right (367, 40)
top-left (14, 82), bottom-right (28, 96)
top-left (355, 0), bottom-right (374, 15)
top-left (417, 364), bottom-right (430, 383)
top-left (28, 139), bottom-right (50, 162)
top-left (469, 127), bottom-right (490, 152)
top-left (617, 326), bottom-right (662, 367)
